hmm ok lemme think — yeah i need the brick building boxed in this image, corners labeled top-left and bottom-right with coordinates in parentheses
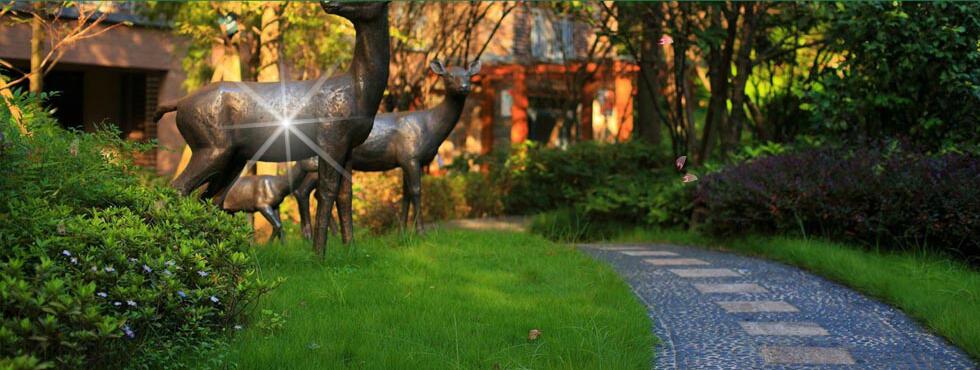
top-left (0, 3), bottom-right (188, 174)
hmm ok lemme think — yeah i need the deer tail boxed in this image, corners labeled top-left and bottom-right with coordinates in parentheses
top-left (153, 101), bottom-right (179, 122)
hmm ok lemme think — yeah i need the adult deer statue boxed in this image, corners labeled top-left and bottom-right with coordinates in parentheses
top-left (221, 162), bottom-right (307, 242)
top-left (153, 1), bottom-right (390, 255)
top-left (293, 60), bottom-right (481, 239)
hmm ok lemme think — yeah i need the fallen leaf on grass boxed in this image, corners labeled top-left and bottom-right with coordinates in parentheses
top-left (528, 329), bottom-right (542, 341)
top-left (682, 174), bottom-right (698, 183)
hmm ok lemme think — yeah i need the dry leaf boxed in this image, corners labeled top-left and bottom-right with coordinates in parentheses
top-left (675, 156), bottom-right (687, 171)
top-left (682, 174), bottom-right (698, 183)
top-left (528, 329), bottom-right (542, 341)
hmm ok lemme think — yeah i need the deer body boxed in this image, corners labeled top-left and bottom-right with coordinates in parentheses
top-left (295, 61), bottom-right (480, 238)
top-left (155, 2), bottom-right (390, 255)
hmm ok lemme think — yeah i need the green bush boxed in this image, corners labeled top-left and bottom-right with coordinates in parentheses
top-left (0, 93), bottom-right (275, 369)
top-left (505, 141), bottom-right (668, 214)
top-left (349, 170), bottom-right (504, 234)
top-left (813, 2), bottom-right (980, 151)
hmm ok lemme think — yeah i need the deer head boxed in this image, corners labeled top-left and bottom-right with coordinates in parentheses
top-left (320, 1), bottom-right (390, 22)
top-left (429, 60), bottom-right (482, 95)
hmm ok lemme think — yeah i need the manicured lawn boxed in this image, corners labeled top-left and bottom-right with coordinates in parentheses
top-left (614, 228), bottom-right (980, 361)
top-left (228, 228), bottom-right (653, 369)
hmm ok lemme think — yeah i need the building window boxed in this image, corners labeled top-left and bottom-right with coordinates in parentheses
top-left (499, 89), bottom-right (513, 118)
top-left (530, 8), bottom-right (574, 62)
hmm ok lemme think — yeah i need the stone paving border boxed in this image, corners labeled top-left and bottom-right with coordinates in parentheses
top-left (579, 243), bottom-right (977, 369)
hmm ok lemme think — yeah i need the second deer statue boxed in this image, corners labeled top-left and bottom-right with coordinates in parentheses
top-left (294, 60), bottom-right (481, 239)
top-left (222, 162), bottom-right (307, 242)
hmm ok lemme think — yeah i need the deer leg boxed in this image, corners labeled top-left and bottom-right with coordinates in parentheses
top-left (335, 158), bottom-right (354, 244)
top-left (404, 161), bottom-right (424, 234)
top-left (172, 148), bottom-right (231, 198)
top-left (258, 205), bottom-right (284, 243)
top-left (294, 173), bottom-right (317, 240)
top-left (202, 157), bottom-right (248, 208)
top-left (400, 168), bottom-right (411, 232)
top-left (313, 142), bottom-right (348, 257)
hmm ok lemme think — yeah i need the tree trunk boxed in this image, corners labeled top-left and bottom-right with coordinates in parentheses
top-left (698, 4), bottom-right (739, 163)
top-left (255, 1), bottom-right (285, 241)
top-left (634, 7), bottom-right (663, 146)
top-left (29, 2), bottom-right (44, 94)
top-left (726, 3), bottom-right (759, 153)
top-left (258, 2), bottom-right (281, 83)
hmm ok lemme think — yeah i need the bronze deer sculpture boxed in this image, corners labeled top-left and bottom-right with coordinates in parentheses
top-left (293, 60), bottom-right (481, 239)
top-left (221, 162), bottom-right (307, 242)
top-left (153, 2), bottom-right (390, 255)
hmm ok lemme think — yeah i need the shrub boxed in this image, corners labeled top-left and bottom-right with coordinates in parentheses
top-left (696, 144), bottom-right (979, 261)
top-left (0, 93), bottom-right (275, 369)
top-left (505, 141), bottom-right (668, 214)
top-left (578, 170), bottom-right (692, 227)
top-left (813, 2), bottom-right (980, 151)
top-left (350, 170), bottom-right (504, 234)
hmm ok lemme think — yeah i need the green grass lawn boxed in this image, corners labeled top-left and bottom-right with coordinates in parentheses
top-left (227, 228), bottom-right (653, 369)
top-left (614, 228), bottom-right (980, 360)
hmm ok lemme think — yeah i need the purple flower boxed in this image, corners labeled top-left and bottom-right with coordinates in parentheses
top-left (142, 265), bottom-right (152, 273)
top-left (70, 257), bottom-right (78, 265)
top-left (61, 250), bottom-right (71, 257)
top-left (177, 290), bottom-right (187, 298)
top-left (122, 325), bottom-right (135, 339)
top-left (97, 292), bottom-right (108, 298)
top-left (197, 270), bottom-right (209, 277)
top-left (126, 300), bottom-right (137, 307)
top-left (209, 296), bottom-right (219, 303)
top-left (113, 301), bottom-right (122, 306)
top-left (105, 266), bottom-right (115, 273)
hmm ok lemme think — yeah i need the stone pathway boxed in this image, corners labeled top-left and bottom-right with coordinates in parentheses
top-left (579, 243), bottom-right (977, 370)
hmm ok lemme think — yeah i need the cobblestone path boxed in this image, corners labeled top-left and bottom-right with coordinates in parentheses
top-left (579, 243), bottom-right (977, 370)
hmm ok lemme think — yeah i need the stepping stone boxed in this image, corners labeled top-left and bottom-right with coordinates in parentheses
top-left (716, 301), bottom-right (799, 313)
top-left (620, 250), bottom-right (678, 257)
top-left (643, 258), bottom-right (710, 266)
top-left (593, 246), bottom-right (647, 251)
top-left (740, 322), bottom-right (829, 336)
top-left (760, 346), bottom-right (855, 365)
top-left (694, 283), bottom-right (767, 293)
top-left (669, 268), bottom-right (740, 278)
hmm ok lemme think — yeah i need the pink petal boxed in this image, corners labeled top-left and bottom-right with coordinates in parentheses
top-left (675, 156), bottom-right (687, 171)
top-left (682, 174), bottom-right (698, 183)
top-left (659, 35), bottom-right (673, 45)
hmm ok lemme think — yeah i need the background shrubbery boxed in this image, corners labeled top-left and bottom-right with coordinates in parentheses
top-left (696, 144), bottom-right (979, 260)
top-left (0, 94), bottom-right (275, 369)
top-left (508, 141), bottom-right (978, 263)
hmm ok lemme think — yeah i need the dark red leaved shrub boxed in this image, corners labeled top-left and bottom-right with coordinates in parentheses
top-left (695, 146), bottom-right (979, 261)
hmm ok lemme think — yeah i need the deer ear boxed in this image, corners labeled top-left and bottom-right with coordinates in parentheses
top-left (467, 60), bottom-right (482, 75)
top-left (429, 60), bottom-right (447, 75)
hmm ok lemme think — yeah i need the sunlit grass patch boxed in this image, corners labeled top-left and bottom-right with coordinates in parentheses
top-left (228, 228), bottom-right (653, 369)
